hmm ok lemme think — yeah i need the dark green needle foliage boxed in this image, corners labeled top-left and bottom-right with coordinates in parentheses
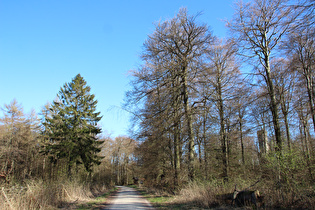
top-left (43, 74), bottom-right (103, 177)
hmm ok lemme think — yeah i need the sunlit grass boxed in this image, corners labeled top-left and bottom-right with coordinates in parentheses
top-left (75, 186), bottom-right (118, 209)
top-left (148, 195), bottom-right (171, 203)
top-left (0, 180), bottom-right (116, 210)
top-left (130, 185), bottom-right (175, 208)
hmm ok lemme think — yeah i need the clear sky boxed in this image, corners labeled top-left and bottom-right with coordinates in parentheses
top-left (0, 0), bottom-right (235, 138)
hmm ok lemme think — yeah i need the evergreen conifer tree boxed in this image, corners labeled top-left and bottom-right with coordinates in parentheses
top-left (43, 74), bottom-right (103, 177)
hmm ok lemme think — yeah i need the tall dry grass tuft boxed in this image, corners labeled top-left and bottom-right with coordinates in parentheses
top-left (260, 183), bottom-right (315, 209)
top-left (0, 179), bottom-right (107, 209)
top-left (171, 180), bottom-right (233, 208)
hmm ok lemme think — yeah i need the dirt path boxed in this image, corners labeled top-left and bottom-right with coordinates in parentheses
top-left (104, 186), bottom-right (154, 210)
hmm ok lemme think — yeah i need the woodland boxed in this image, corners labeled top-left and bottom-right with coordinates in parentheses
top-left (0, 0), bottom-right (315, 209)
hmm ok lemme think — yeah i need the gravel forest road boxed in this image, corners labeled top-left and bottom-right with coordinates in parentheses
top-left (105, 186), bottom-right (154, 210)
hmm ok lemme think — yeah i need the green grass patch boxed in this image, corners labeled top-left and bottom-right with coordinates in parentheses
top-left (100, 186), bottom-right (118, 197)
top-left (133, 186), bottom-right (213, 209)
top-left (127, 184), bottom-right (138, 189)
top-left (147, 195), bottom-right (173, 205)
top-left (132, 186), bottom-right (175, 209)
top-left (75, 186), bottom-right (118, 210)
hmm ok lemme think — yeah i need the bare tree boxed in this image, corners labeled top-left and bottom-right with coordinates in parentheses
top-left (127, 8), bottom-right (213, 182)
top-left (234, 82), bottom-right (252, 165)
top-left (295, 98), bottom-right (313, 179)
top-left (127, 61), bottom-right (183, 187)
top-left (111, 136), bottom-right (136, 185)
top-left (285, 25), bottom-right (315, 132)
top-left (0, 99), bottom-right (39, 181)
top-left (272, 58), bottom-right (296, 150)
top-left (204, 39), bottom-right (240, 181)
top-left (228, 0), bottom-right (301, 154)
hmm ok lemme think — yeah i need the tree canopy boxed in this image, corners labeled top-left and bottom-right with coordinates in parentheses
top-left (43, 74), bottom-right (103, 176)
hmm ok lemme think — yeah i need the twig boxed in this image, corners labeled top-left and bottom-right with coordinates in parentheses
top-left (244, 179), bottom-right (261, 191)
top-left (1, 187), bottom-right (14, 210)
top-left (61, 184), bottom-right (72, 200)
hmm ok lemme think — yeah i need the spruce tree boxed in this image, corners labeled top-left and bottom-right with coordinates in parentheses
top-left (43, 74), bottom-right (103, 177)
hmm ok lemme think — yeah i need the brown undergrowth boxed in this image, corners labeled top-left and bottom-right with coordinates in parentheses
top-left (169, 181), bottom-right (234, 209)
top-left (0, 179), bottom-right (111, 210)
top-left (140, 179), bottom-right (315, 209)
top-left (172, 180), bottom-right (314, 209)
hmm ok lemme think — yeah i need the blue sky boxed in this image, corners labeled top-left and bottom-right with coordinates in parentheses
top-left (0, 0), bottom-right (235, 138)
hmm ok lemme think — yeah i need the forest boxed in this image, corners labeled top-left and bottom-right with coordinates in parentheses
top-left (0, 0), bottom-right (314, 209)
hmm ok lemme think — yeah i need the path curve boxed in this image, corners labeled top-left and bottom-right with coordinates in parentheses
top-left (105, 186), bottom-right (154, 210)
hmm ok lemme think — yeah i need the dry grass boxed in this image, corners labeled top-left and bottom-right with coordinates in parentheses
top-left (167, 180), bottom-right (315, 209)
top-left (260, 183), bottom-right (315, 209)
top-left (170, 181), bottom-right (233, 209)
top-left (0, 179), bottom-right (109, 210)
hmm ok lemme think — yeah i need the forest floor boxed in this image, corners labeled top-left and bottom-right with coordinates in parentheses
top-left (72, 186), bottom-right (119, 210)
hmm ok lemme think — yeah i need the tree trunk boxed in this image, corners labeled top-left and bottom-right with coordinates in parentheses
top-left (174, 123), bottom-right (180, 186)
top-left (172, 77), bottom-right (181, 187)
top-left (218, 79), bottom-right (228, 182)
top-left (239, 119), bottom-right (245, 165)
top-left (203, 104), bottom-right (208, 179)
top-left (264, 55), bottom-right (282, 155)
top-left (305, 74), bottom-right (315, 133)
top-left (182, 66), bottom-right (195, 181)
top-left (283, 111), bottom-right (291, 151)
top-left (301, 117), bottom-right (313, 180)
top-left (68, 163), bottom-right (72, 179)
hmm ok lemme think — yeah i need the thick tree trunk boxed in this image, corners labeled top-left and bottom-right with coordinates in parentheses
top-left (174, 123), bottom-right (180, 186)
top-left (264, 56), bottom-right (282, 154)
top-left (172, 78), bottom-right (181, 187)
top-left (203, 104), bottom-right (208, 179)
top-left (182, 66), bottom-right (195, 181)
top-left (279, 90), bottom-right (291, 151)
top-left (305, 75), bottom-right (315, 133)
top-left (218, 80), bottom-right (228, 182)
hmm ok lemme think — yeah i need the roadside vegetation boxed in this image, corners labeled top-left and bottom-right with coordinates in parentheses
top-left (0, 179), bottom-right (116, 209)
top-left (135, 178), bottom-right (314, 209)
